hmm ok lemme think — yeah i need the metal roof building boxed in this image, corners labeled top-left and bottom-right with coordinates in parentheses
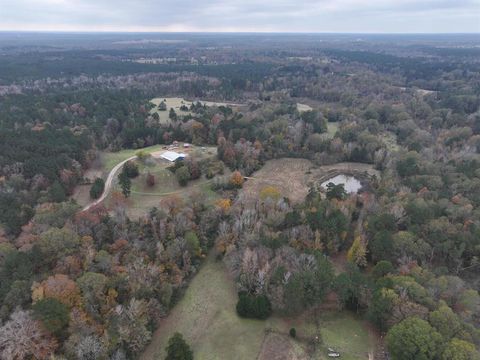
top-left (160, 151), bottom-right (187, 162)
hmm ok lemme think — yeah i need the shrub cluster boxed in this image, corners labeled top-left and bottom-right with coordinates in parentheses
top-left (236, 292), bottom-right (272, 320)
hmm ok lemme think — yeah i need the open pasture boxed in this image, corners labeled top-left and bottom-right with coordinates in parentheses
top-left (140, 255), bottom-right (376, 360)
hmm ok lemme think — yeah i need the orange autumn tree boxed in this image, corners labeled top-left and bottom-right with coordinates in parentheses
top-left (32, 274), bottom-right (82, 308)
top-left (229, 171), bottom-right (244, 188)
top-left (215, 198), bottom-right (232, 214)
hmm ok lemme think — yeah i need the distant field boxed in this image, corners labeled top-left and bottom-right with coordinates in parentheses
top-left (297, 102), bottom-right (313, 112)
top-left (140, 255), bottom-right (375, 360)
top-left (150, 97), bottom-right (193, 125)
top-left (150, 97), bottom-right (242, 125)
top-left (327, 122), bottom-right (339, 138)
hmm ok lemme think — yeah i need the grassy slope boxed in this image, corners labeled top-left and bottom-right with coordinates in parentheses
top-left (141, 255), bottom-right (374, 360)
top-left (140, 256), bottom-right (266, 360)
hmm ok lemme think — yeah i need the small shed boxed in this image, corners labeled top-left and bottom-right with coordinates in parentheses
top-left (160, 151), bottom-right (187, 162)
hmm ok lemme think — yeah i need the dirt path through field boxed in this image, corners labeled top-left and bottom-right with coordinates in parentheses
top-left (82, 155), bottom-right (136, 212)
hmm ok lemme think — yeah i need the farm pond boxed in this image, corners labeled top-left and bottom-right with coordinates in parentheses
top-left (321, 174), bottom-right (362, 193)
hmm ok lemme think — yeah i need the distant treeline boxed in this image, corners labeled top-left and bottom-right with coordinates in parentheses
top-left (323, 48), bottom-right (480, 83)
top-left (0, 53), bottom-right (273, 84)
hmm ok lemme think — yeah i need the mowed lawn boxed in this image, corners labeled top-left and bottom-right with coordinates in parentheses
top-left (105, 145), bottom-right (219, 218)
top-left (318, 312), bottom-right (372, 360)
top-left (140, 255), bottom-right (375, 360)
top-left (124, 173), bottom-right (220, 218)
top-left (100, 144), bottom-right (164, 174)
top-left (140, 256), bottom-right (266, 360)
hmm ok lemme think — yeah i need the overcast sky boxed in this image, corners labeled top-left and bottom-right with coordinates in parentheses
top-left (0, 0), bottom-right (479, 33)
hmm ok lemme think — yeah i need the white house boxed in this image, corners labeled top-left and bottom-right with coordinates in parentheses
top-left (160, 151), bottom-right (187, 162)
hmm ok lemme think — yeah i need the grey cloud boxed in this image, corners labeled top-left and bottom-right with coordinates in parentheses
top-left (0, 0), bottom-right (479, 32)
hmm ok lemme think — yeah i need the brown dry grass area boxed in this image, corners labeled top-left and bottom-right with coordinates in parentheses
top-left (242, 158), bottom-right (378, 204)
top-left (243, 158), bottom-right (316, 204)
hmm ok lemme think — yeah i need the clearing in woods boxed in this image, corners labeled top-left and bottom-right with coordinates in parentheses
top-left (150, 97), bottom-right (242, 125)
top-left (140, 255), bottom-right (376, 360)
top-left (71, 144), bottom-right (165, 208)
top-left (297, 102), bottom-right (313, 112)
top-left (72, 144), bottom-right (219, 216)
top-left (297, 102), bottom-right (338, 138)
top-left (242, 158), bottom-right (378, 204)
top-left (327, 122), bottom-right (339, 138)
top-left (105, 145), bottom-right (219, 218)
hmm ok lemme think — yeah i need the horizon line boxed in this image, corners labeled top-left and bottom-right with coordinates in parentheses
top-left (0, 30), bottom-right (479, 35)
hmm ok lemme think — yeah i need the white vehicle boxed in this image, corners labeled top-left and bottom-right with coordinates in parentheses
top-left (327, 348), bottom-right (340, 358)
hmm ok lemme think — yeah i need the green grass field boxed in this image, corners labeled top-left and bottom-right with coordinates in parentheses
top-left (140, 256), bottom-right (266, 360)
top-left (140, 255), bottom-right (375, 360)
top-left (150, 97), bottom-right (193, 125)
top-left (105, 145), bottom-right (219, 218)
top-left (327, 122), bottom-right (339, 138)
top-left (131, 165), bottom-right (179, 194)
top-left (123, 174), bottom-right (220, 219)
top-left (100, 144), bottom-right (164, 174)
top-left (150, 97), bottom-right (240, 125)
top-left (318, 312), bottom-right (372, 359)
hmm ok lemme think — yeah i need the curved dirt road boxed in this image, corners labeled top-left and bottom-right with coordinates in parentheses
top-left (82, 155), bottom-right (136, 212)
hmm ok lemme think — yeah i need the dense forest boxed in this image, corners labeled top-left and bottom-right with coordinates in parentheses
top-left (0, 33), bottom-right (479, 359)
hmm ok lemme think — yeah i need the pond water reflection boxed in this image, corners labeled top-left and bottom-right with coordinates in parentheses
top-left (321, 174), bottom-right (362, 193)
